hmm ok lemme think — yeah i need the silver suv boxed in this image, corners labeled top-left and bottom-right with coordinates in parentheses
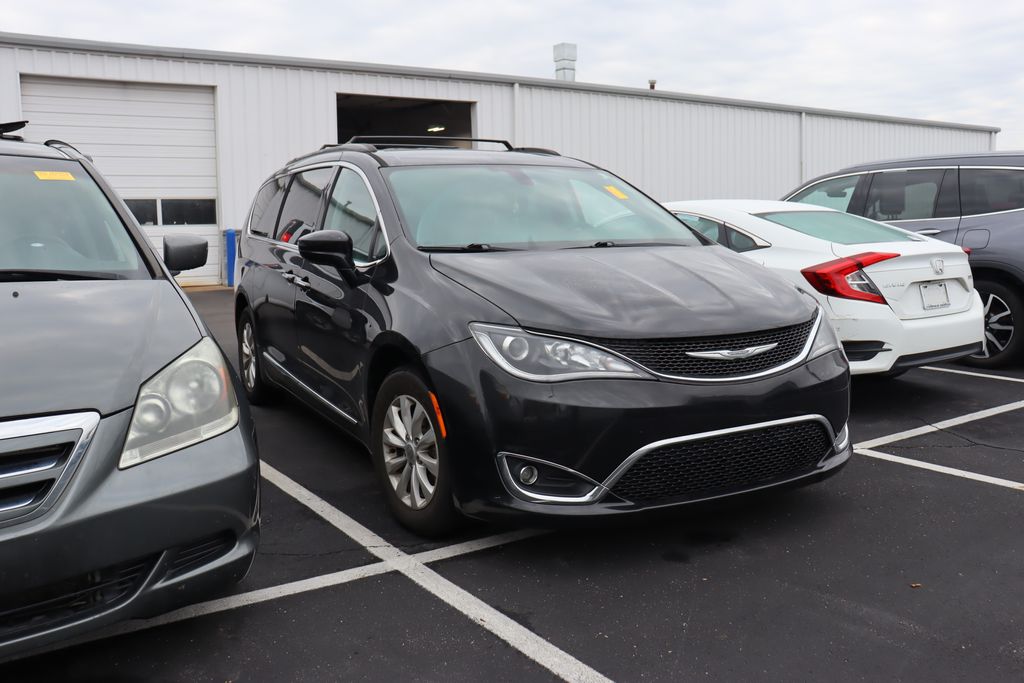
top-left (785, 152), bottom-right (1024, 368)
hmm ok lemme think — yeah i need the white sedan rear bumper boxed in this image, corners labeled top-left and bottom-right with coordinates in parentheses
top-left (827, 291), bottom-right (985, 374)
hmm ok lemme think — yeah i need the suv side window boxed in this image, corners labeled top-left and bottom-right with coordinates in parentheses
top-left (789, 175), bottom-right (861, 212)
top-left (249, 176), bottom-right (288, 237)
top-left (275, 167), bottom-right (335, 242)
top-left (863, 169), bottom-right (945, 221)
top-left (960, 168), bottom-right (1024, 216)
top-left (325, 168), bottom-right (386, 263)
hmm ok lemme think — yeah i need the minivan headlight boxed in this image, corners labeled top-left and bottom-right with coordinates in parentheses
top-left (120, 337), bottom-right (239, 468)
top-left (808, 308), bottom-right (842, 360)
top-left (470, 323), bottom-right (651, 381)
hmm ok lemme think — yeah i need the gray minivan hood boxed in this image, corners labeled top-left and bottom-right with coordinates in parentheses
top-left (0, 280), bottom-right (201, 418)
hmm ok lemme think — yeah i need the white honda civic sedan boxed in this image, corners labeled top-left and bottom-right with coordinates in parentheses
top-left (663, 199), bottom-right (985, 376)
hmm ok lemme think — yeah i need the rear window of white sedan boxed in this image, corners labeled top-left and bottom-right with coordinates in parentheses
top-left (757, 210), bottom-right (918, 245)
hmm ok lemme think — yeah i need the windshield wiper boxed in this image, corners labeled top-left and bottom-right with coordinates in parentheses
top-left (418, 243), bottom-right (522, 253)
top-left (565, 240), bottom-right (690, 249)
top-left (0, 269), bottom-right (125, 282)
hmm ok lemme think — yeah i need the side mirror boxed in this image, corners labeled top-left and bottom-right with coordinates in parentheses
top-left (298, 230), bottom-right (354, 270)
top-left (163, 234), bottom-right (208, 273)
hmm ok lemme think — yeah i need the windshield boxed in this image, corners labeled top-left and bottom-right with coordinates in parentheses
top-left (0, 156), bottom-right (148, 279)
top-left (384, 164), bottom-right (701, 249)
top-left (757, 210), bottom-right (919, 245)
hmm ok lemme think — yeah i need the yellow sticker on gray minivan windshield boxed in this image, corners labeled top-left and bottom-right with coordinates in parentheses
top-left (603, 185), bottom-right (628, 200)
top-left (34, 171), bottom-right (75, 181)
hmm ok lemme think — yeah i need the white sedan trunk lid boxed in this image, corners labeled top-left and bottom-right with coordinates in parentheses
top-left (830, 241), bottom-right (973, 320)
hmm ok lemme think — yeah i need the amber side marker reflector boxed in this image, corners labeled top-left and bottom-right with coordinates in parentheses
top-left (428, 391), bottom-right (448, 439)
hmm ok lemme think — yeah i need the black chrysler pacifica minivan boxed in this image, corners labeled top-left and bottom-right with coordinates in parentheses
top-left (237, 137), bottom-right (852, 536)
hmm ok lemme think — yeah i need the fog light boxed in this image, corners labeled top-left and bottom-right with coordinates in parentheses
top-left (519, 465), bottom-right (539, 485)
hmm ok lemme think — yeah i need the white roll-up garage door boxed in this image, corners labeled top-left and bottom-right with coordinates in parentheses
top-left (20, 76), bottom-right (221, 285)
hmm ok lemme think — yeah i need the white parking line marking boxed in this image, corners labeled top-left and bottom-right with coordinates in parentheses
top-left (854, 400), bottom-right (1024, 450)
top-left (415, 529), bottom-right (547, 564)
top-left (261, 463), bottom-right (611, 683)
top-left (922, 366), bottom-right (1024, 384)
top-left (856, 448), bottom-right (1024, 492)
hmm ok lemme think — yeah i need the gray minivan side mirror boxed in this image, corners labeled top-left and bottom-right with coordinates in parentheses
top-left (163, 235), bottom-right (208, 273)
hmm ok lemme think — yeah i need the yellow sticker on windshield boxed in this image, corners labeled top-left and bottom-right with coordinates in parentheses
top-left (34, 171), bottom-right (75, 181)
top-left (603, 185), bottom-right (628, 200)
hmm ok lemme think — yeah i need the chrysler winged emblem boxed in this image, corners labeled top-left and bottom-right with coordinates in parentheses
top-left (932, 258), bottom-right (945, 275)
top-left (686, 343), bottom-right (778, 361)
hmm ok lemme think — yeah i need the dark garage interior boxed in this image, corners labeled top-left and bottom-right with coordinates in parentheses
top-left (336, 94), bottom-right (473, 144)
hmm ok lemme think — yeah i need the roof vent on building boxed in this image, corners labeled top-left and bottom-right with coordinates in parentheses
top-left (553, 43), bottom-right (577, 82)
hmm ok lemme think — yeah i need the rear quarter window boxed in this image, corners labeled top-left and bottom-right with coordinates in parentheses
top-left (960, 168), bottom-right (1024, 215)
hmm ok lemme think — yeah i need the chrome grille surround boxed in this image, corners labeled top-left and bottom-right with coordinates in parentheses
top-left (0, 412), bottom-right (100, 528)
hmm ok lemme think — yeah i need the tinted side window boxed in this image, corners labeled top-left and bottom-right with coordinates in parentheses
top-left (250, 176), bottom-right (288, 237)
top-left (864, 169), bottom-right (944, 221)
top-left (325, 168), bottom-right (385, 262)
top-left (726, 227), bottom-right (759, 252)
top-left (276, 167), bottom-right (335, 242)
top-left (789, 175), bottom-right (860, 212)
top-left (960, 168), bottom-right (1024, 216)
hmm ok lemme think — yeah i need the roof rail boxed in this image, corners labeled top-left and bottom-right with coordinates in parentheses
top-left (0, 120), bottom-right (28, 141)
top-left (512, 146), bottom-right (561, 156)
top-left (347, 135), bottom-right (514, 150)
top-left (44, 139), bottom-right (92, 161)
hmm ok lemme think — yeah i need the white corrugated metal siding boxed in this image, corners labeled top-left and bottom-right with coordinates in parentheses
top-left (0, 36), bottom-right (997, 284)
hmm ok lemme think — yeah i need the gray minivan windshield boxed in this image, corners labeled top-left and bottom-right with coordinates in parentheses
top-left (0, 156), bottom-right (148, 279)
top-left (384, 164), bottom-right (701, 249)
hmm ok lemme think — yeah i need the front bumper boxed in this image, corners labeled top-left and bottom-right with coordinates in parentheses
top-left (0, 408), bottom-right (260, 659)
top-left (828, 291), bottom-right (985, 374)
top-left (424, 340), bottom-right (851, 521)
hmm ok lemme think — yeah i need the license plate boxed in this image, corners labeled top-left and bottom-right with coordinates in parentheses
top-left (920, 281), bottom-right (950, 310)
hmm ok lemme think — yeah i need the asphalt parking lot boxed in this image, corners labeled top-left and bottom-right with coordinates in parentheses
top-left (4, 287), bottom-right (1024, 682)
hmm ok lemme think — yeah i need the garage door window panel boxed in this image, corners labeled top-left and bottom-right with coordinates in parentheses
top-left (276, 168), bottom-right (335, 243)
top-left (162, 199), bottom-right (216, 226)
top-left (324, 168), bottom-right (385, 263)
top-left (864, 170), bottom-right (945, 221)
top-left (960, 168), bottom-right (1024, 216)
top-left (125, 199), bottom-right (158, 226)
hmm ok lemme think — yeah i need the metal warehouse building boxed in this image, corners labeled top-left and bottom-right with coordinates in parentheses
top-left (0, 32), bottom-right (1000, 284)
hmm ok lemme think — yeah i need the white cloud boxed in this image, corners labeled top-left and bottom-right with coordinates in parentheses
top-left (3, 0), bottom-right (1020, 144)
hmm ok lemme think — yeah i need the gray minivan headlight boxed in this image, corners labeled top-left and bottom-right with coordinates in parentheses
top-left (470, 323), bottom-right (651, 381)
top-left (120, 337), bottom-right (239, 468)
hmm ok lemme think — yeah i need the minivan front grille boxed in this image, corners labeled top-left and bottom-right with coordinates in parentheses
top-left (577, 315), bottom-right (817, 379)
top-left (610, 419), bottom-right (833, 504)
top-left (0, 557), bottom-right (154, 641)
top-left (0, 413), bottom-right (100, 527)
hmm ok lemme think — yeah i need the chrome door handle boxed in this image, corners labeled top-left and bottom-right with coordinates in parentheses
top-left (915, 229), bottom-right (941, 236)
top-left (282, 272), bottom-right (311, 289)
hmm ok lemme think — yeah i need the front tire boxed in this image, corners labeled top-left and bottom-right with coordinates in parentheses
top-left (371, 369), bottom-right (461, 537)
top-left (963, 281), bottom-right (1023, 368)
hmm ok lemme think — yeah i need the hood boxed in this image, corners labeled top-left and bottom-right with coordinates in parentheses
top-left (430, 245), bottom-right (815, 338)
top-left (0, 280), bottom-right (202, 417)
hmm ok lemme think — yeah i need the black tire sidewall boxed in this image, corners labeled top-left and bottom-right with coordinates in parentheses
top-left (371, 369), bottom-right (459, 537)
top-left (237, 309), bottom-right (272, 404)
top-left (963, 281), bottom-right (1023, 368)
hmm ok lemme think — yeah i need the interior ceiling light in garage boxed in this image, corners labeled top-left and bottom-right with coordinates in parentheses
top-left (427, 125), bottom-right (445, 132)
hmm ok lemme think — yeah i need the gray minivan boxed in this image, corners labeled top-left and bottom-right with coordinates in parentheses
top-left (784, 152), bottom-right (1024, 368)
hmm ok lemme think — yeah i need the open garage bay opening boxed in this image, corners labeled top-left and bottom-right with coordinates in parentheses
top-left (337, 94), bottom-right (473, 145)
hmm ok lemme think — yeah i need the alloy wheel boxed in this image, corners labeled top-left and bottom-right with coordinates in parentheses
top-left (973, 292), bottom-right (1015, 359)
top-left (382, 395), bottom-right (439, 510)
top-left (241, 321), bottom-right (257, 390)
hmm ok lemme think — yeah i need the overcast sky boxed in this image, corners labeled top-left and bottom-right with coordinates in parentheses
top-left (5, 1), bottom-right (1021, 146)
